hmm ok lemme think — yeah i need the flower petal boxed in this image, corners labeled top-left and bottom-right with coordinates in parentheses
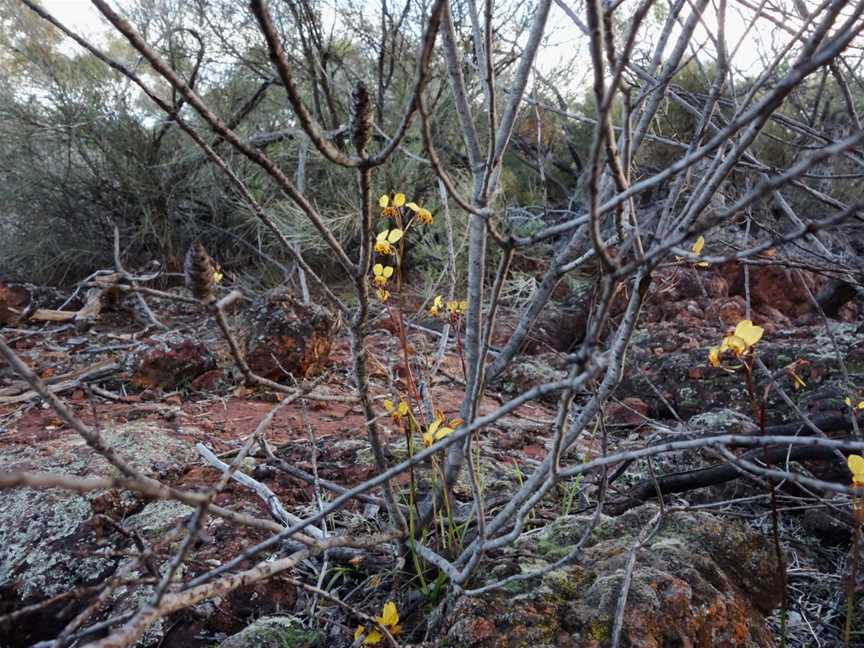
top-left (850, 454), bottom-right (864, 482)
top-left (373, 263), bottom-right (384, 276)
top-left (383, 266), bottom-right (394, 278)
top-left (708, 347), bottom-right (721, 368)
top-left (691, 236), bottom-right (705, 255)
top-left (734, 320), bottom-right (764, 346)
top-left (724, 335), bottom-right (748, 355)
top-left (386, 228), bottom-right (403, 244)
top-left (380, 601), bottom-right (399, 626)
top-left (435, 426), bottom-right (454, 441)
top-left (379, 195), bottom-right (389, 208)
top-left (406, 202), bottom-right (420, 212)
top-left (393, 193), bottom-right (405, 207)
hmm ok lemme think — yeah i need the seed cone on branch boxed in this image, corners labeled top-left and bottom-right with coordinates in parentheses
top-left (184, 241), bottom-right (216, 302)
top-left (350, 82), bottom-right (371, 154)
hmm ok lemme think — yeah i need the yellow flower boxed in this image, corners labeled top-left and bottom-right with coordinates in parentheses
top-left (407, 201), bottom-right (433, 224)
top-left (376, 287), bottom-right (390, 302)
top-left (212, 269), bottom-right (224, 284)
top-left (691, 235), bottom-right (709, 267)
top-left (354, 601), bottom-right (401, 645)
top-left (384, 399), bottom-right (409, 424)
top-left (849, 454), bottom-right (864, 487)
top-left (732, 320), bottom-right (764, 347)
top-left (374, 228), bottom-right (403, 255)
top-left (845, 397), bottom-right (864, 410)
top-left (430, 295), bottom-right (444, 316)
top-left (372, 263), bottom-right (394, 288)
top-left (708, 320), bottom-right (763, 367)
top-left (447, 300), bottom-right (468, 316)
top-left (379, 193), bottom-right (405, 219)
top-left (377, 601), bottom-right (400, 632)
top-left (422, 412), bottom-right (462, 447)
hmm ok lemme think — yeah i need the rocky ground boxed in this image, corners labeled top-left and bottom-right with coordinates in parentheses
top-left (1, 256), bottom-right (862, 647)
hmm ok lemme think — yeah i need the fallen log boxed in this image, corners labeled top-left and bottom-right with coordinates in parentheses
top-left (0, 360), bottom-right (121, 405)
top-left (607, 414), bottom-right (861, 515)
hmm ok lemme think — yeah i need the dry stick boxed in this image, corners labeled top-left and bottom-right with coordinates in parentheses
top-left (197, 443), bottom-right (325, 538)
top-left (429, 178), bottom-right (457, 379)
top-left (610, 507), bottom-right (664, 648)
top-left (19, 0), bottom-right (347, 315)
top-left (111, 226), bottom-right (165, 330)
top-left (259, 440), bottom-right (388, 508)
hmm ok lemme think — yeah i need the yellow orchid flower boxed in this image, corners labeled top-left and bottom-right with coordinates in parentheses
top-left (354, 601), bottom-right (401, 645)
top-left (372, 263), bottom-right (394, 288)
top-left (422, 412), bottom-right (462, 447)
top-left (850, 454), bottom-right (864, 487)
top-left (447, 300), bottom-right (468, 316)
top-left (383, 399), bottom-right (409, 424)
top-left (691, 235), bottom-right (709, 267)
top-left (374, 228), bottom-right (403, 255)
top-left (732, 320), bottom-right (764, 347)
top-left (379, 193), bottom-right (405, 219)
top-left (708, 320), bottom-right (764, 367)
top-left (430, 295), bottom-right (444, 316)
top-left (212, 268), bottom-right (224, 284)
top-left (376, 287), bottom-right (390, 302)
top-left (845, 397), bottom-right (864, 410)
top-left (406, 201), bottom-right (433, 224)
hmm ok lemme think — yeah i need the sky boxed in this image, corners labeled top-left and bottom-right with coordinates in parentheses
top-left (41, 0), bottom-right (106, 36)
top-left (37, 0), bottom-right (772, 80)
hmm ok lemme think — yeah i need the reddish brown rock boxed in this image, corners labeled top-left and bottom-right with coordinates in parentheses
top-left (245, 293), bottom-right (340, 381)
top-left (130, 333), bottom-right (217, 389)
top-left (719, 261), bottom-right (825, 319)
top-left (190, 368), bottom-right (228, 392)
top-left (0, 282), bottom-right (31, 324)
top-left (717, 296), bottom-right (747, 325)
top-left (606, 397), bottom-right (650, 425)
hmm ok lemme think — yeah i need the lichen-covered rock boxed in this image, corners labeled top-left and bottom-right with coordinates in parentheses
top-left (130, 332), bottom-right (217, 389)
top-left (219, 616), bottom-right (318, 648)
top-left (0, 422), bottom-right (197, 646)
top-left (444, 504), bottom-right (781, 647)
top-left (493, 353), bottom-right (569, 404)
top-left (245, 292), bottom-right (340, 381)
